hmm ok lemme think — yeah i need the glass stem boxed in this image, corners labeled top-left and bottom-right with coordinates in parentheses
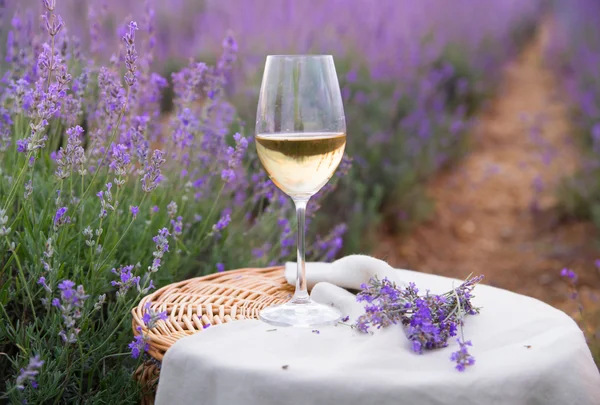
top-left (292, 198), bottom-right (310, 304)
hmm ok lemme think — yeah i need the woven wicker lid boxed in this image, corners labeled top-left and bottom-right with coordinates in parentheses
top-left (131, 266), bottom-right (292, 361)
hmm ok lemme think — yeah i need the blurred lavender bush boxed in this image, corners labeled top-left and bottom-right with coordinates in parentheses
top-left (8, 0), bottom-right (541, 251)
top-left (172, 0), bottom-right (542, 249)
top-left (0, 0), bottom-right (542, 402)
top-left (545, 0), bottom-right (600, 367)
top-left (0, 1), bottom-right (345, 402)
top-left (547, 0), bottom-right (600, 230)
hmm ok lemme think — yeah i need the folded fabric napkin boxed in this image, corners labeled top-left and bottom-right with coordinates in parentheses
top-left (284, 254), bottom-right (405, 290)
top-left (284, 254), bottom-right (407, 319)
top-left (156, 255), bottom-right (600, 405)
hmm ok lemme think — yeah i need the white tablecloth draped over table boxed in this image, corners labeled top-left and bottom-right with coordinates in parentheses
top-left (155, 255), bottom-right (600, 405)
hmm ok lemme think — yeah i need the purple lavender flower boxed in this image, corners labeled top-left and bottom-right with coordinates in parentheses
top-left (216, 263), bottom-right (225, 272)
top-left (560, 268), bottom-right (577, 281)
top-left (36, 43), bottom-right (54, 82)
top-left (149, 228), bottom-right (170, 273)
top-left (55, 126), bottom-right (85, 179)
top-left (408, 298), bottom-right (445, 352)
top-left (97, 183), bottom-right (114, 219)
top-left (167, 201), bottom-right (178, 218)
top-left (122, 21), bottom-right (139, 87)
top-left (171, 216), bottom-right (183, 237)
top-left (129, 116), bottom-right (150, 166)
top-left (35, 78), bottom-right (69, 122)
top-left (142, 302), bottom-right (168, 329)
top-left (15, 355), bottom-right (44, 391)
top-left (109, 143), bottom-right (131, 185)
top-left (171, 62), bottom-right (208, 107)
top-left (54, 279), bottom-right (89, 344)
top-left (221, 132), bottom-right (248, 184)
top-left (212, 214), bottom-right (231, 233)
top-left (58, 280), bottom-right (75, 299)
top-left (450, 339), bottom-right (475, 372)
top-left (16, 138), bottom-right (28, 153)
top-left (111, 265), bottom-right (140, 298)
top-left (355, 317), bottom-right (371, 333)
top-left (129, 326), bottom-right (149, 359)
top-left (221, 169), bottom-right (235, 182)
top-left (217, 32), bottom-right (237, 74)
top-left (130, 206), bottom-right (139, 219)
top-left (37, 276), bottom-right (52, 293)
top-left (148, 258), bottom-right (161, 273)
top-left (171, 107), bottom-right (197, 150)
top-left (41, 12), bottom-right (63, 37)
top-left (53, 207), bottom-right (70, 229)
top-left (97, 67), bottom-right (126, 124)
top-left (0, 107), bottom-right (12, 152)
top-left (141, 150), bottom-right (165, 192)
top-left (43, 0), bottom-right (56, 12)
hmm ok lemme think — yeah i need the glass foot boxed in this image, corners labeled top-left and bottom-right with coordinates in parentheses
top-left (259, 300), bottom-right (342, 327)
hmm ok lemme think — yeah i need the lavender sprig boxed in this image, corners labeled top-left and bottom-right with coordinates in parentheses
top-left (141, 150), bottom-right (165, 192)
top-left (55, 126), bottom-right (85, 179)
top-left (53, 206), bottom-right (70, 229)
top-left (148, 227), bottom-right (170, 273)
top-left (111, 264), bottom-right (140, 298)
top-left (122, 21), bottom-right (139, 87)
top-left (354, 274), bottom-right (483, 371)
top-left (128, 302), bottom-right (167, 359)
top-left (15, 355), bottom-right (44, 390)
top-left (52, 279), bottom-right (89, 344)
top-left (450, 339), bottom-right (475, 371)
top-left (129, 326), bottom-right (149, 359)
top-left (141, 302), bottom-right (168, 329)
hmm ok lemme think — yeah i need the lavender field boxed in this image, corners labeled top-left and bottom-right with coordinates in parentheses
top-left (1, 0), bottom-right (599, 403)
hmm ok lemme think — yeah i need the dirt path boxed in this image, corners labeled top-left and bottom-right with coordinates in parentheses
top-left (376, 21), bottom-right (599, 311)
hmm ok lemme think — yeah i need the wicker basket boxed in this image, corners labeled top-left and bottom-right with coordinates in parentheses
top-left (131, 266), bottom-right (292, 403)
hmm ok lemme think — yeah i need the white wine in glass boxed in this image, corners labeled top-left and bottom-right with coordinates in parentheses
top-left (256, 55), bottom-right (346, 327)
top-left (255, 132), bottom-right (346, 198)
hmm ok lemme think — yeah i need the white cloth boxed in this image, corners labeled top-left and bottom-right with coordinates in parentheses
top-left (156, 255), bottom-right (600, 405)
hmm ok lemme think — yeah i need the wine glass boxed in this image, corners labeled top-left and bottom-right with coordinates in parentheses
top-left (255, 55), bottom-right (346, 327)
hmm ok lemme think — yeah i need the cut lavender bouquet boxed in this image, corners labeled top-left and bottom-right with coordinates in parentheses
top-left (353, 274), bottom-right (483, 371)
